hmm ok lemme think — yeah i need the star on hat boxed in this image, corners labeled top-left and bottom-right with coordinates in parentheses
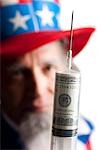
top-left (36, 4), bottom-right (55, 27)
top-left (9, 10), bottom-right (31, 31)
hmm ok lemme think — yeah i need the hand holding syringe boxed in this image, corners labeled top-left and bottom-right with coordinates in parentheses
top-left (50, 11), bottom-right (81, 150)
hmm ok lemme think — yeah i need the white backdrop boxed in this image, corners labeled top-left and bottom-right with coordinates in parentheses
top-left (60, 0), bottom-right (99, 149)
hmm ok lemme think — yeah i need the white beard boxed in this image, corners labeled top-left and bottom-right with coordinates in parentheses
top-left (19, 113), bottom-right (52, 150)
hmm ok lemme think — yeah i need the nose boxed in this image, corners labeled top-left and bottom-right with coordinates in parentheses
top-left (32, 68), bottom-right (49, 108)
top-left (34, 69), bottom-right (47, 96)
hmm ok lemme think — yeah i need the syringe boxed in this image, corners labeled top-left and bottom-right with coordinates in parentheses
top-left (50, 11), bottom-right (81, 150)
top-left (66, 11), bottom-right (74, 72)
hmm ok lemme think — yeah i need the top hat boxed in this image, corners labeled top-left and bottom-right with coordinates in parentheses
top-left (0, 0), bottom-right (95, 57)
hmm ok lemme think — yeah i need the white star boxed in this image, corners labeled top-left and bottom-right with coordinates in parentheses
top-left (9, 11), bottom-right (31, 31)
top-left (36, 5), bottom-right (55, 26)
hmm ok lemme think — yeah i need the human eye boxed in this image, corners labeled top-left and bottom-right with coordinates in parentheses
top-left (12, 69), bottom-right (23, 78)
top-left (42, 64), bottom-right (52, 73)
top-left (42, 63), bottom-right (57, 75)
top-left (7, 65), bottom-right (25, 80)
top-left (44, 64), bottom-right (52, 71)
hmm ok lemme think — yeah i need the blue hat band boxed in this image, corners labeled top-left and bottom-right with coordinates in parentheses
top-left (1, 1), bottom-right (60, 40)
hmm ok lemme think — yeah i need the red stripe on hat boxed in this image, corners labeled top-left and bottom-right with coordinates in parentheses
top-left (86, 140), bottom-right (92, 150)
top-left (0, 28), bottom-right (95, 57)
top-left (19, 0), bottom-right (32, 3)
top-left (55, 0), bottom-right (59, 3)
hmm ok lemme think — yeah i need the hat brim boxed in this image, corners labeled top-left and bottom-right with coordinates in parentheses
top-left (0, 27), bottom-right (95, 57)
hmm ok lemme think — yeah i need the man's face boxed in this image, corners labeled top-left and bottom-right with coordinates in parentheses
top-left (1, 41), bottom-right (66, 149)
top-left (1, 41), bottom-right (66, 125)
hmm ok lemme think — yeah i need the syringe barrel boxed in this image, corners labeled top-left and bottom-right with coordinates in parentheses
top-left (51, 136), bottom-right (77, 150)
top-left (51, 69), bottom-right (81, 150)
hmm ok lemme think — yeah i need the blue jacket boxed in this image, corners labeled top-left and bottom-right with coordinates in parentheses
top-left (1, 114), bottom-right (25, 150)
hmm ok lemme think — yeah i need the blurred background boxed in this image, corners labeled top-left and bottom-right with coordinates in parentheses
top-left (60, 0), bottom-right (99, 149)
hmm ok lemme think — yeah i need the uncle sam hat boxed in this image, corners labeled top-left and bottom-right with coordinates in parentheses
top-left (0, 0), bottom-right (95, 57)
